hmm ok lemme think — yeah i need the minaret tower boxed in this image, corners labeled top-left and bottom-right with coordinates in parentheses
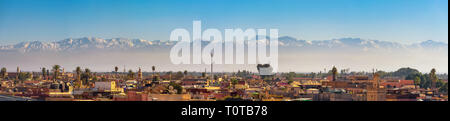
top-left (138, 67), bottom-right (143, 81)
top-left (210, 52), bottom-right (214, 85)
top-left (16, 66), bottom-right (20, 81)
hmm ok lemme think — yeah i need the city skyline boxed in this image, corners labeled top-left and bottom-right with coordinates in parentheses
top-left (0, 0), bottom-right (448, 104)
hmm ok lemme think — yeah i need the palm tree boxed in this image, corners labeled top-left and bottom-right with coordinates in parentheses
top-left (76, 67), bottom-right (82, 76)
top-left (1, 67), bottom-right (7, 79)
top-left (114, 66), bottom-right (119, 78)
top-left (430, 68), bottom-right (437, 90)
top-left (152, 66), bottom-right (156, 75)
top-left (128, 70), bottom-right (135, 80)
top-left (46, 69), bottom-right (50, 78)
top-left (332, 66), bottom-right (338, 81)
top-left (85, 68), bottom-right (91, 77)
top-left (76, 67), bottom-right (82, 85)
top-left (414, 76), bottom-right (421, 86)
top-left (52, 65), bottom-right (61, 81)
top-left (184, 70), bottom-right (188, 79)
top-left (41, 67), bottom-right (46, 80)
top-left (152, 66), bottom-right (156, 82)
top-left (83, 68), bottom-right (92, 85)
top-left (202, 72), bottom-right (206, 78)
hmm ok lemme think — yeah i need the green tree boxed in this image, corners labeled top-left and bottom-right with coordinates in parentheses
top-left (151, 66), bottom-right (156, 81)
top-left (114, 66), bottom-right (119, 79)
top-left (214, 75), bottom-right (218, 80)
top-left (1, 67), bottom-right (7, 79)
top-left (152, 66), bottom-right (156, 75)
top-left (81, 68), bottom-right (92, 85)
top-left (46, 69), bottom-right (50, 78)
top-left (376, 70), bottom-right (389, 78)
top-left (128, 70), bottom-right (135, 80)
top-left (85, 68), bottom-right (91, 75)
top-left (76, 66), bottom-right (82, 83)
top-left (436, 80), bottom-right (444, 89)
top-left (286, 72), bottom-right (296, 81)
top-left (414, 76), bottom-right (421, 86)
top-left (430, 68), bottom-right (437, 89)
top-left (52, 65), bottom-right (61, 81)
top-left (41, 67), bottom-right (46, 79)
top-left (18, 72), bottom-right (32, 81)
top-left (175, 71), bottom-right (183, 80)
top-left (440, 82), bottom-right (448, 93)
top-left (92, 75), bottom-right (99, 82)
top-left (202, 72), bottom-right (206, 78)
top-left (231, 79), bottom-right (238, 87)
top-left (332, 66), bottom-right (338, 81)
top-left (421, 74), bottom-right (431, 89)
top-left (169, 82), bottom-right (183, 94)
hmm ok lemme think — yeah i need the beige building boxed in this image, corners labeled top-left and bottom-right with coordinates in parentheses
top-left (148, 94), bottom-right (191, 101)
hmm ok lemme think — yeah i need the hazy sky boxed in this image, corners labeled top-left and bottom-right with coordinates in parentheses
top-left (0, 0), bottom-right (448, 45)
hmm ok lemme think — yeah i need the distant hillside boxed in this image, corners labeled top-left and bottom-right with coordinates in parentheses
top-left (0, 36), bottom-right (447, 53)
top-left (0, 37), bottom-right (447, 73)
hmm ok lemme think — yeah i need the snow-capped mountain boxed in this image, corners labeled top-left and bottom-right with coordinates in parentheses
top-left (0, 37), bottom-right (447, 73)
top-left (0, 37), bottom-right (175, 52)
top-left (411, 40), bottom-right (449, 50)
top-left (279, 37), bottom-right (412, 49)
top-left (0, 36), bottom-right (447, 53)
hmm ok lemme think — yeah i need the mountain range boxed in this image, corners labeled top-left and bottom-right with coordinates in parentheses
top-left (0, 36), bottom-right (447, 53)
top-left (0, 37), bottom-right (447, 73)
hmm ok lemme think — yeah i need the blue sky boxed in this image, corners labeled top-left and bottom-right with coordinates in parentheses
top-left (0, 0), bottom-right (448, 45)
